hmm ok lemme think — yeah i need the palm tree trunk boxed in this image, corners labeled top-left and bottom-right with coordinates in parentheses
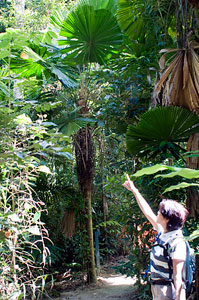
top-left (74, 126), bottom-right (97, 283)
top-left (74, 76), bottom-right (96, 283)
top-left (85, 185), bottom-right (97, 283)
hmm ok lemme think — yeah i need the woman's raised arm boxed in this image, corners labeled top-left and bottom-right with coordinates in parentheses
top-left (122, 174), bottom-right (158, 230)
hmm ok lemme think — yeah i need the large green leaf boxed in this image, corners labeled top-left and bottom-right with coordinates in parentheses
top-left (83, 0), bottom-right (118, 12)
top-left (163, 182), bottom-right (199, 193)
top-left (11, 44), bottom-right (51, 79)
top-left (133, 163), bottom-right (199, 194)
top-left (50, 9), bottom-right (67, 30)
top-left (134, 164), bottom-right (199, 179)
top-left (126, 106), bottom-right (199, 158)
top-left (156, 167), bottom-right (199, 179)
top-left (11, 44), bottom-right (76, 87)
top-left (133, 164), bottom-right (170, 177)
top-left (56, 108), bottom-right (98, 136)
top-left (58, 0), bottom-right (123, 64)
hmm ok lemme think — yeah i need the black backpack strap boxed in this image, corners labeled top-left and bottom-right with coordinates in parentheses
top-left (163, 242), bottom-right (173, 281)
top-left (167, 247), bottom-right (173, 281)
top-left (143, 232), bottom-right (162, 279)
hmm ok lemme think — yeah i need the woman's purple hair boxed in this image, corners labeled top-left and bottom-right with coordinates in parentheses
top-left (159, 199), bottom-right (189, 231)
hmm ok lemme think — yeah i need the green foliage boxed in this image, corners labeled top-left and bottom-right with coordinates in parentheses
top-left (24, 0), bottom-right (66, 31)
top-left (34, 167), bottom-right (94, 271)
top-left (0, 0), bottom-right (15, 33)
top-left (0, 0), bottom-right (198, 296)
top-left (10, 42), bottom-right (77, 88)
top-left (188, 228), bottom-right (199, 244)
top-left (57, 0), bottom-right (123, 64)
top-left (0, 0), bottom-right (68, 33)
top-left (0, 112), bottom-right (53, 299)
top-left (0, 83), bottom-right (73, 297)
top-left (117, 0), bottom-right (176, 53)
top-left (0, 28), bottom-right (29, 59)
top-left (132, 163), bottom-right (199, 193)
top-left (117, 0), bottom-right (147, 40)
top-left (56, 107), bottom-right (98, 136)
top-left (126, 106), bottom-right (199, 159)
top-left (87, 56), bottom-right (152, 136)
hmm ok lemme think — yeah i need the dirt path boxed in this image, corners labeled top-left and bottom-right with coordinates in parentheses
top-left (56, 260), bottom-right (137, 300)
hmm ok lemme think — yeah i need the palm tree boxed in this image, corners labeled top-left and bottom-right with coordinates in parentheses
top-left (151, 2), bottom-right (199, 221)
top-left (0, 0), bottom-right (122, 283)
top-left (53, 0), bottom-right (122, 283)
top-left (6, 1), bottom-right (121, 279)
top-left (118, 0), bottom-right (199, 217)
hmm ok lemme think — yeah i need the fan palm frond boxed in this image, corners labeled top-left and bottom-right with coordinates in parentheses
top-left (11, 44), bottom-right (76, 88)
top-left (58, 0), bottom-right (122, 65)
top-left (50, 9), bottom-right (67, 30)
top-left (117, 0), bottom-right (146, 40)
top-left (55, 108), bottom-right (97, 136)
top-left (117, 0), bottom-right (176, 42)
top-left (126, 106), bottom-right (199, 159)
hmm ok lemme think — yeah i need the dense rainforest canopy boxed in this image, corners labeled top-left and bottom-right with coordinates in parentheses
top-left (0, 0), bottom-right (199, 299)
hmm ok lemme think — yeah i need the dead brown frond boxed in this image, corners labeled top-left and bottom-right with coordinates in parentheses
top-left (153, 41), bottom-right (199, 114)
top-left (61, 210), bottom-right (76, 238)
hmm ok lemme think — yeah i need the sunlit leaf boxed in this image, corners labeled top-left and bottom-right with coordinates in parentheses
top-left (15, 114), bottom-right (32, 125)
top-left (7, 214), bottom-right (21, 222)
top-left (188, 229), bottom-right (199, 241)
top-left (133, 164), bottom-right (169, 177)
top-left (38, 165), bottom-right (52, 174)
top-left (156, 167), bottom-right (199, 179)
top-left (163, 182), bottom-right (199, 193)
top-left (28, 226), bottom-right (41, 235)
top-left (24, 203), bottom-right (33, 211)
top-left (33, 212), bottom-right (41, 223)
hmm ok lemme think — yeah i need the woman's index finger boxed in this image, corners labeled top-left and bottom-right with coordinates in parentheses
top-left (126, 173), bottom-right (131, 181)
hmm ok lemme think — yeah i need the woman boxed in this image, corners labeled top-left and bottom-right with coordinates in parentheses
top-left (122, 174), bottom-right (189, 300)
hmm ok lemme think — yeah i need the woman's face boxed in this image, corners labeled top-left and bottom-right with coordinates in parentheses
top-left (157, 210), bottom-right (169, 229)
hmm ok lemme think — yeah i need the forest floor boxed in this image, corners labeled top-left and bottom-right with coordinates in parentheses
top-left (51, 256), bottom-right (138, 300)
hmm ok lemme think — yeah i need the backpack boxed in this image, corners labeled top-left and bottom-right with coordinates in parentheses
top-left (144, 233), bottom-right (195, 298)
top-left (183, 241), bottom-right (195, 297)
top-left (165, 237), bottom-right (195, 297)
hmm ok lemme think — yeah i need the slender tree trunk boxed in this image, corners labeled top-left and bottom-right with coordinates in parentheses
top-left (85, 186), bottom-right (96, 283)
top-left (75, 126), bottom-right (97, 283)
top-left (15, 0), bottom-right (25, 28)
top-left (99, 132), bottom-right (108, 223)
top-left (74, 76), bottom-right (96, 283)
top-left (14, 0), bottom-right (25, 100)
